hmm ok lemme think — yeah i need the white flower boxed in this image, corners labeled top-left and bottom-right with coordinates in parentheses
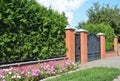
top-left (27, 71), bottom-right (30, 74)
top-left (16, 75), bottom-right (21, 79)
top-left (12, 75), bottom-right (16, 78)
top-left (9, 72), bottom-right (12, 74)
top-left (12, 75), bottom-right (21, 79)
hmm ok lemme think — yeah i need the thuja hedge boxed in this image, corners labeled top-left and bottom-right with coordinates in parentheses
top-left (0, 0), bottom-right (68, 63)
top-left (82, 23), bottom-right (115, 51)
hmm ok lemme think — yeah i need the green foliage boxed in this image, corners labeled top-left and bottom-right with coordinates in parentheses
top-left (82, 23), bottom-right (115, 51)
top-left (0, 0), bottom-right (68, 63)
top-left (86, 2), bottom-right (120, 41)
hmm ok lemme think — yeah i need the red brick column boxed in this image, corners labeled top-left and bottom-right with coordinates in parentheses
top-left (78, 29), bottom-right (88, 64)
top-left (114, 36), bottom-right (118, 55)
top-left (65, 27), bottom-right (75, 63)
top-left (97, 33), bottom-right (106, 59)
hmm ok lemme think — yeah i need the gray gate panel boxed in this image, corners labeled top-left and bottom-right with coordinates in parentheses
top-left (88, 33), bottom-right (100, 61)
top-left (75, 33), bottom-right (80, 62)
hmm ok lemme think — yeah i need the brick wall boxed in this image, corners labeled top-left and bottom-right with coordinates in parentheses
top-left (0, 57), bottom-right (68, 69)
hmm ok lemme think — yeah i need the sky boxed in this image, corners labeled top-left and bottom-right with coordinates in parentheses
top-left (36, 0), bottom-right (120, 28)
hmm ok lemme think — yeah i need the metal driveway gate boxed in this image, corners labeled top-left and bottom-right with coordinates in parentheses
top-left (88, 33), bottom-right (100, 61)
top-left (75, 33), bottom-right (80, 62)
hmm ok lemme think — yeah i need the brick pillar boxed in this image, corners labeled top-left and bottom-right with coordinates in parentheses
top-left (114, 36), bottom-right (118, 55)
top-left (65, 27), bottom-right (75, 63)
top-left (97, 33), bottom-right (106, 59)
top-left (78, 29), bottom-right (88, 64)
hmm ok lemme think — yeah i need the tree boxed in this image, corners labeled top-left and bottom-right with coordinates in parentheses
top-left (78, 2), bottom-right (120, 41)
top-left (0, 0), bottom-right (68, 63)
top-left (82, 23), bottom-right (115, 51)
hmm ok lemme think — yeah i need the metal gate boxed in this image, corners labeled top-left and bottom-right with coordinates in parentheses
top-left (88, 33), bottom-right (100, 61)
top-left (75, 33), bottom-right (80, 62)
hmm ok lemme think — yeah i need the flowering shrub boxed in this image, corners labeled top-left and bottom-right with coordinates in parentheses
top-left (0, 61), bottom-right (78, 81)
top-left (0, 67), bottom-right (39, 81)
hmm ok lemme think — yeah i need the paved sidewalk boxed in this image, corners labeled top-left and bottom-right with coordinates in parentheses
top-left (80, 56), bottom-right (120, 69)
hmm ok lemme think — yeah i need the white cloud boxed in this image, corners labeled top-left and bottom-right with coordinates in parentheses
top-left (65, 12), bottom-right (73, 24)
top-left (36, 0), bottom-right (87, 26)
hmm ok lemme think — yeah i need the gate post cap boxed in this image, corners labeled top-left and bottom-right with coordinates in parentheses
top-left (65, 26), bottom-right (75, 30)
top-left (96, 33), bottom-right (105, 36)
top-left (76, 29), bottom-right (88, 33)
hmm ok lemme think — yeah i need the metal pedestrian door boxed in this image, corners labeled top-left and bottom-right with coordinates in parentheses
top-left (88, 33), bottom-right (100, 61)
top-left (75, 33), bottom-right (80, 63)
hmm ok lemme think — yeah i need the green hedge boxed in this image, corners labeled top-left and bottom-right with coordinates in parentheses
top-left (82, 23), bottom-right (115, 51)
top-left (0, 0), bottom-right (68, 63)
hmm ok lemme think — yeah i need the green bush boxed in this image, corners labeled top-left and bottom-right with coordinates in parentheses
top-left (0, 0), bottom-right (68, 63)
top-left (82, 23), bottom-right (115, 51)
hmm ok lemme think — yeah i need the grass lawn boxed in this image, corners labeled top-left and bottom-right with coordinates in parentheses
top-left (46, 67), bottom-right (120, 81)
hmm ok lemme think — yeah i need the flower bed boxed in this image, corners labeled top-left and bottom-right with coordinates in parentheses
top-left (0, 61), bottom-right (78, 81)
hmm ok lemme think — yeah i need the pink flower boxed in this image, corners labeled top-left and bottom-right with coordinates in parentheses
top-left (2, 79), bottom-right (5, 81)
top-left (31, 69), bottom-right (40, 76)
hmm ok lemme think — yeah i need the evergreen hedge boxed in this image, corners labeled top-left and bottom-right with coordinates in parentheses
top-left (0, 0), bottom-right (68, 63)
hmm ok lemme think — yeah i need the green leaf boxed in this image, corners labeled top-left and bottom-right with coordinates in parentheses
top-left (33, 47), bottom-right (39, 53)
top-left (0, 13), bottom-right (2, 19)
